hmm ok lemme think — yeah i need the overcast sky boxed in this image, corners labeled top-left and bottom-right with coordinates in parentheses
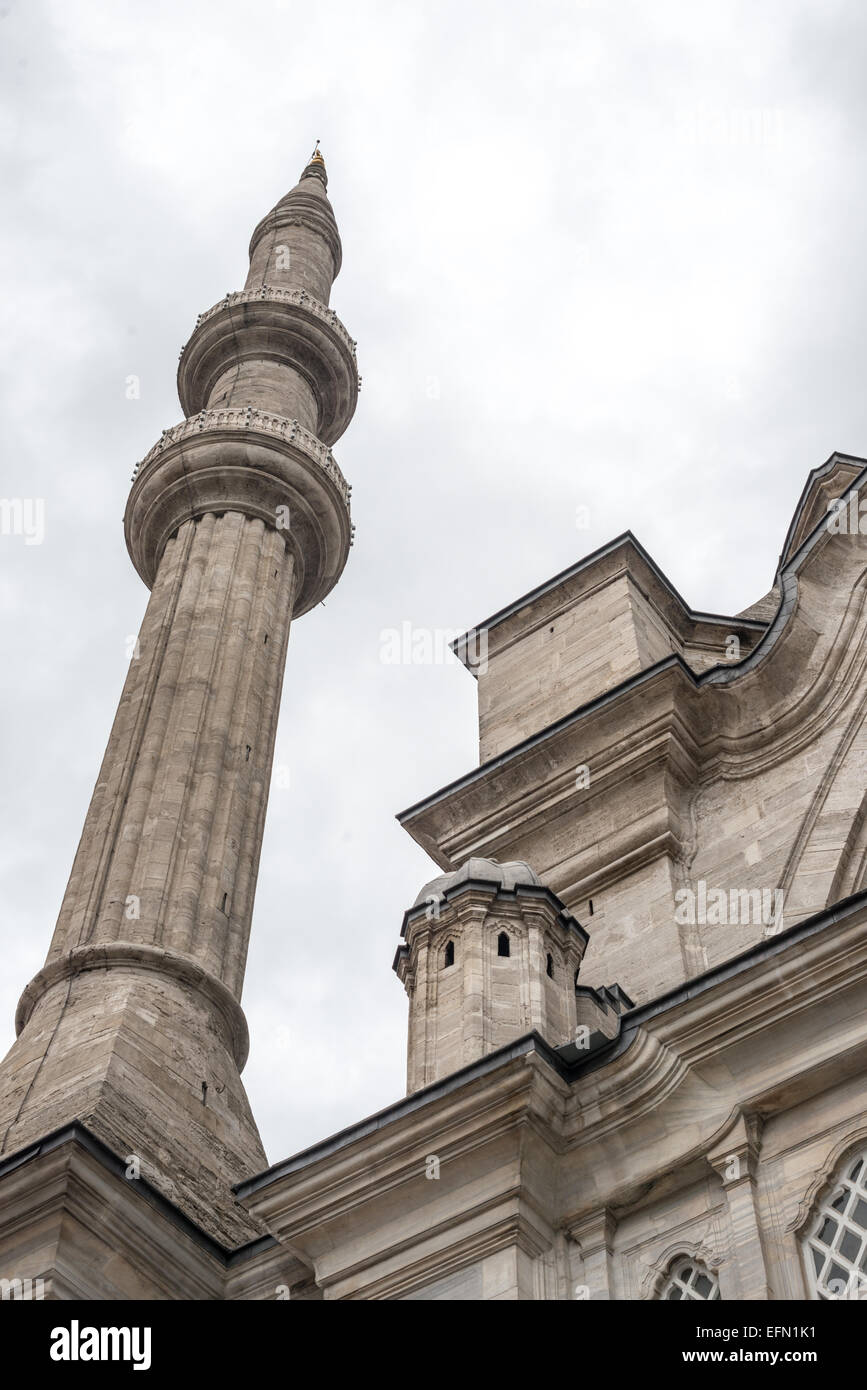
top-left (2, 0), bottom-right (866, 1169)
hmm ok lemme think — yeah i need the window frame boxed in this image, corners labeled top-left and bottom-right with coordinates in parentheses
top-left (801, 1149), bottom-right (867, 1300)
top-left (658, 1255), bottom-right (721, 1302)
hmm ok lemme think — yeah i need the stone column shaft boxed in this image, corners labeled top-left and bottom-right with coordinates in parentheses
top-left (46, 513), bottom-right (294, 998)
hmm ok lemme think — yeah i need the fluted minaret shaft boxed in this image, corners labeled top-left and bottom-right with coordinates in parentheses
top-left (0, 150), bottom-right (358, 1244)
top-left (46, 514), bottom-right (295, 998)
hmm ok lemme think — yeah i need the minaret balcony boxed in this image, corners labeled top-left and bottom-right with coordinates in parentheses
top-left (177, 286), bottom-right (359, 445)
top-left (126, 407), bottom-right (352, 615)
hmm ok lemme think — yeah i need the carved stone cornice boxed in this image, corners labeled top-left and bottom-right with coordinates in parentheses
top-left (188, 286), bottom-right (357, 364)
top-left (126, 409), bottom-right (353, 615)
top-left (0, 1131), bottom-right (228, 1298)
top-left (239, 1044), bottom-right (556, 1230)
top-left (177, 288), bottom-right (359, 443)
top-left (400, 485), bottom-right (867, 879)
top-left (324, 1202), bottom-right (551, 1301)
top-left (133, 408), bottom-right (351, 507)
top-left (555, 896), bottom-right (867, 1216)
top-left (399, 663), bottom-right (700, 876)
top-left (565, 1207), bottom-right (617, 1254)
top-left (780, 451), bottom-right (867, 565)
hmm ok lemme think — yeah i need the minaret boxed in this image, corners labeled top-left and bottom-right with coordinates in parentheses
top-left (0, 148), bottom-right (358, 1246)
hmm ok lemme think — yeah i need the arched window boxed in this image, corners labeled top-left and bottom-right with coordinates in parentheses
top-left (659, 1257), bottom-right (720, 1301)
top-left (802, 1150), bottom-right (867, 1299)
top-left (497, 931), bottom-right (510, 958)
top-left (546, 953), bottom-right (554, 979)
top-left (443, 940), bottom-right (455, 969)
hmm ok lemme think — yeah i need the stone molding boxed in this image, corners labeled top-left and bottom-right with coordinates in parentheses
top-left (324, 1204), bottom-right (552, 1301)
top-left (451, 533), bottom-right (768, 675)
top-left (176, 289), bottom-right (359, 441)
top-left (133, 408), bottom-right (351, 507)
top-left (401, 485), bottom-right (867, 850)
top-left (248, 204), bottom-right (342, 278)
top-left (187, 285), bottom-right (357, 365)
top-left (126, 413), bottom-right (353, 614)
top-left (399, 877), bottom-right (587, 944)
top-left (565, 1207), bottom-right (617, 1255)
top-left (15, 941), bottom-right (251, 1070)
top-left (780, 451), bottom-right (867, 565)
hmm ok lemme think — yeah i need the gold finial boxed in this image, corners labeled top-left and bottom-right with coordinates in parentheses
top-left (310, 139), bottom-right (324, 166)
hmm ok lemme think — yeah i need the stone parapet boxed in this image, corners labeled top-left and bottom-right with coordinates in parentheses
top-left (176, 287), bottom-right (359, 441)
top-left (126, 412), bottom-right (352, 614)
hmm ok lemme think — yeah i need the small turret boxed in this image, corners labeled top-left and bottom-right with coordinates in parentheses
top-left (394, 858), bottom-right (588, 1093)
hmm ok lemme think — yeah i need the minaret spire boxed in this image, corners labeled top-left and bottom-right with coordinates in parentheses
top-left (300, 139), bottom-right (328, 188)
top-left (0, 155), bottom-right (359, 1246)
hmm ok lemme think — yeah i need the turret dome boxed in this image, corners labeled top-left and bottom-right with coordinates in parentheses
top-left (412, 857), bottom-right (540, 908)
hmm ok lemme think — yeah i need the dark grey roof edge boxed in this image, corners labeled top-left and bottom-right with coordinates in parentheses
top-left (567, 886), bottom-right (867, 1077)
top-left (398, 878), bottom-right (588, 943)
top-left (453, 453), bottom-right (867, 664)
top-left (234, 887), bottom-right (867, 1203)
top-left (778, 451), bottom-right (867, 570)
top-left (0, 1120), bottom-right (277, 1270)
top-left (450, 530), bottom-right (767, 665)
top-left (703, 461), bottom-right (867, 687)
top-left (396, 653), bottom-right (697, 822)
top-left (233, 1034), bottom-right (566, 1200)
top-left (399, 464), bottom-right (867, 825)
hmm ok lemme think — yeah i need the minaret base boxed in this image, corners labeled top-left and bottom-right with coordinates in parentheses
top-left (0, 952), bottom-right (266, 1247)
